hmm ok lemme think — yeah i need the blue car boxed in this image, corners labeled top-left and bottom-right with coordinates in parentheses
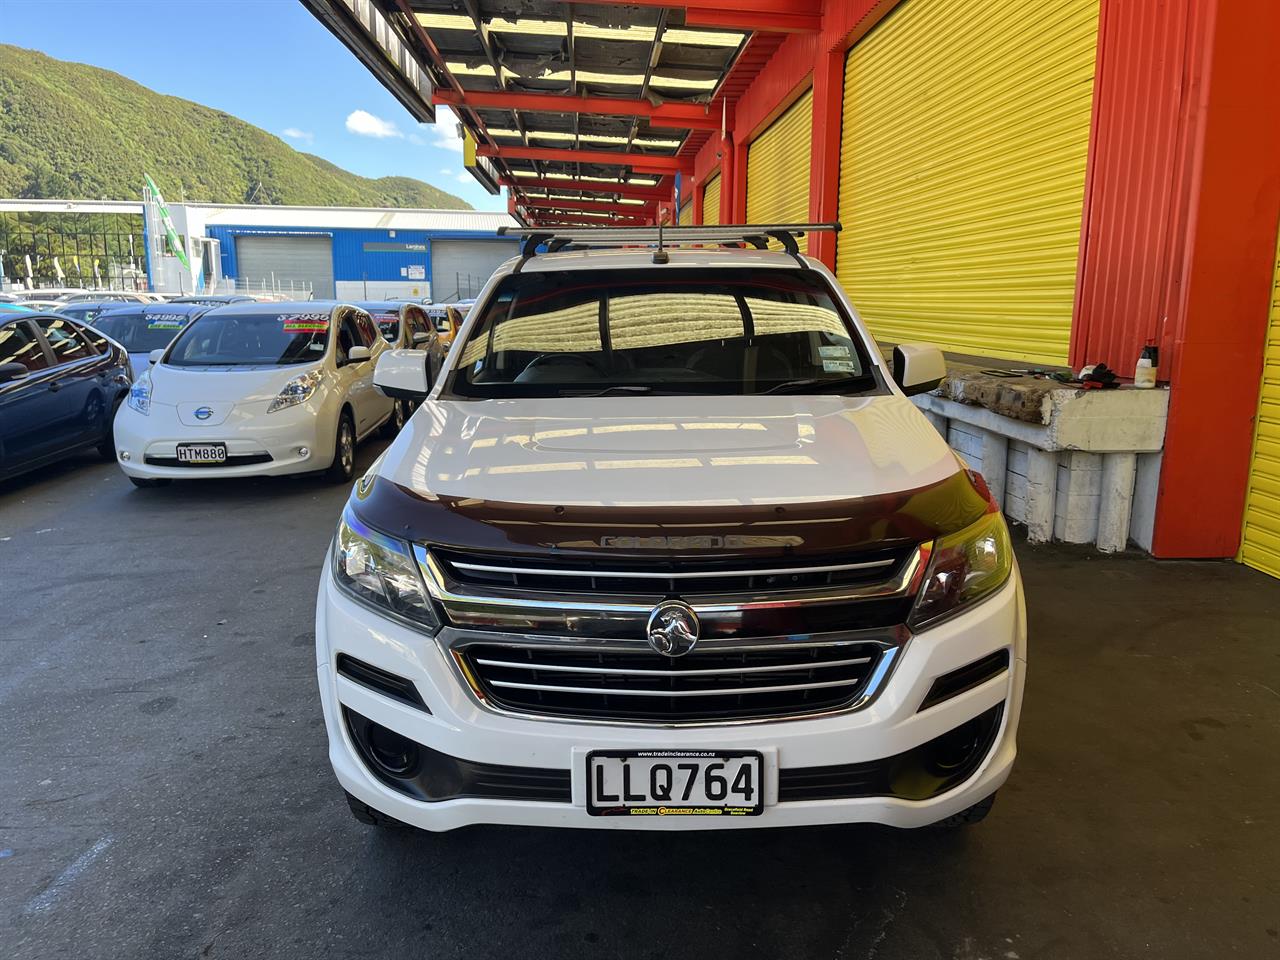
top-left (89, 302), bottom-right (209, 378)
top-left (0, 312), bottom-right (133, 482)
top-left (55, 300), bottom-right (129, 326)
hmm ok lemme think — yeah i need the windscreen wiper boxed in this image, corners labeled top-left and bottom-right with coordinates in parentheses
top-left (758, 375), bottom-right (876, 395)
top-left (557, 385), bottom-right (655, 397)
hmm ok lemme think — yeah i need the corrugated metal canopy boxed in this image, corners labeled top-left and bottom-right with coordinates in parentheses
top-left (304, 0), bottom-right (796, 225)
top-left (409, 0), bottom-right (746, 221)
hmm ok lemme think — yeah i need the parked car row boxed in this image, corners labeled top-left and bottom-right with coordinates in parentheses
top-left (0, 297), bottom-right (452, 487)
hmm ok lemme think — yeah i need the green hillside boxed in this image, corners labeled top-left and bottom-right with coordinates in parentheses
top-left (0, 44), bottom-right (470, 209)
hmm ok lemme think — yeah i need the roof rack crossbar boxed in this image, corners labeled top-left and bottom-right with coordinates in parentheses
top-left (497, 223), bottom-right (841, 251)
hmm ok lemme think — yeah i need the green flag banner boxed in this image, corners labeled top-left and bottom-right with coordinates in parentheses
top-left (144, 173), bottom-right (191, 270)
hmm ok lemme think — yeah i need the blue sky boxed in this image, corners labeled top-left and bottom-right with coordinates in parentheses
top-left (2, 0), bottom-right (504, 211)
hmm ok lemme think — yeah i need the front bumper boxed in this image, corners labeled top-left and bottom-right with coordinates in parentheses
top-left (316, 567), bottom-right (1026, 832)
top-left (114, 399), bottom-right (335, 478)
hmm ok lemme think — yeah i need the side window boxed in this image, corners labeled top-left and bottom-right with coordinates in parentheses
top-left (335, 311), bottom-right (354, 364)
top-left (0, 321), bottom-right (51, 372)
top-left (336, 311), bottom-right (367, 363)
top-left (34, 316), bottom-right (96, 364)
top-left (406, 307), bottom-right (430, 340)
top-left (354, 311), bottom-right (379, 348)
top-left (79, 323), bottom-right (110, 354)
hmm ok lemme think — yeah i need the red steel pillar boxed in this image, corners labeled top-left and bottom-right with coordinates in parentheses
top-left (807, 45), bottom-right (845, 269)
top-left (719, 136), bottom-right (737, 225)
top-left (730, 134), bottom-right (749, 224)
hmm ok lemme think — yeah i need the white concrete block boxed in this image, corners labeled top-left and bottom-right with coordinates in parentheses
top-left (1025, 447), bottom-right (1059, 543)
top-left (1097, 453), bottom-right (1138, 552)
top-left (947, 423), bottom-right (984, 460)
top-left (977, 428), bottom-right (1009, 508)
top-left (1129, 452), bottom-right (1162, 553)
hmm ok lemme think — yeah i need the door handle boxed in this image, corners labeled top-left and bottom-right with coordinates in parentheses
top-left (47, 381), bottom-right (62, 392)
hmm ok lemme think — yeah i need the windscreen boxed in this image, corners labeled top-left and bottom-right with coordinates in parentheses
top-left (60, 303), bottom-right (113, 324)
top-left (166, 310), bottom-right (330, 366)
top-left (93, 308), bottom-right (190, 352)
top-left (448, 269), bottom-right (879, 398)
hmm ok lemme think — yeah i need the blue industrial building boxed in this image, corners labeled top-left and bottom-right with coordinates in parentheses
top-left (174, 204), bottom-right (518, 301)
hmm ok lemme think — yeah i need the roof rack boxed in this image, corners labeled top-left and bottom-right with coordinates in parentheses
top-left (498, 222), bottom-right (841, 270)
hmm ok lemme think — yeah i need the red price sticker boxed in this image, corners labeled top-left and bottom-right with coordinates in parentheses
top-left (282, 313), bottom-right (329, 333)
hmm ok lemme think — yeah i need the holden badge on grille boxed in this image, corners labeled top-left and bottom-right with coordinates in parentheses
top-left (646, 601), bottom-right (700, 657)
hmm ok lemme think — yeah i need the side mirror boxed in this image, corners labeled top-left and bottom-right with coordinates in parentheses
top-left (149, 348), bottom-right (165, 365)
top-left (374, 349), bottom-right (431, 401)
top-left (411, 331), bottom-right (432, 346)
top-left (892, 343), bottom-right (946, 397)
top-left (347, 345), bottom-right (371, 363)
top-left (0, 361), bottom-right (29, 384)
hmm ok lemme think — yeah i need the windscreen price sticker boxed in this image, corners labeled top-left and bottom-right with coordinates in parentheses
top-left (147, 314), bottom-right (187, 329)
top-left (282, 313), bottom-right (330, 333)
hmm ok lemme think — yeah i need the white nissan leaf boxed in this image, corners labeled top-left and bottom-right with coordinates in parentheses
top-left (113, 301), bottom-right (395, 487)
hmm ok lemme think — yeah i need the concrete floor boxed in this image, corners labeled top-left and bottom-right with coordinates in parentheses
top-left (2, 446), bottom-right (1278, 960)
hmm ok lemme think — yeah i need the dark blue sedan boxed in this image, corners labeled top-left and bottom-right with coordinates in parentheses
top-left (0, 312), bottom-right (133, 482)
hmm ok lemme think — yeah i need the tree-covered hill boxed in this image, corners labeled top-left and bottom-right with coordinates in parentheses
top-left (0, 44), bottom-right (469, 209)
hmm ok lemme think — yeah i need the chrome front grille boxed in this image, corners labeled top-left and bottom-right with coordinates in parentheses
top-left (435, 548), bottom-right (904, 597)
top-left (417, 545), bottom-right (924, 641)
top-left (417, 544), bottom-right (927, 723)
top-left (456, 639), bottom-right (895, 723)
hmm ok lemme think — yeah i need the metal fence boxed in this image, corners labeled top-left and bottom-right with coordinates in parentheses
top-left (230, 277), bottom-right (315, 299)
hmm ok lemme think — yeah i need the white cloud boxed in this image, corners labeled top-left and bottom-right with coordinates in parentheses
top-left (439, 167), bottom-right (455, 176)
top-left (282, 127), bottom-right (314, 143)
top-left (430, 106), bottom-right (464, 153)
top-left (456, 172), bottom-right (472, 184)
top-left (345, 110), bottom-right (403, 139)
top-left (408, 133), bottom-right (426, 146)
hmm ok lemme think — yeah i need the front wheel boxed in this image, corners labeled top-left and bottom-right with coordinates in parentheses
top-left (326, 411), bottom-right (356, 484)
top-left (380, 399), bottom-right (406, 439)
top-left (96, 396), bottom-right (122, 460)
top-left (931, 792), bottom-right (996, 829)
top-left (345, 791), bottom-right (408, 829)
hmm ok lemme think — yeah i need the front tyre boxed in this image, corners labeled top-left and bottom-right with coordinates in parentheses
top-left (326, 411), bottom-right (356, 484)
top-left (97, 397), bottom-right (123, 460)
top-left (380, 399), bottom-right (406, 439)
top-left (931, 791), bottom-right (996, 829)
top-left (344, 790), bottom-right (408, 829)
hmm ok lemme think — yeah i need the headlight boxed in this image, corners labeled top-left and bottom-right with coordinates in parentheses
top-left (332, 505), bottom-right (439, 631)
top-left (908, 511), bottom-right (1013, 630)
top-left (127, 369), bottom-right (152, 415)
top-left (268, 369), bottom-right (322, 413)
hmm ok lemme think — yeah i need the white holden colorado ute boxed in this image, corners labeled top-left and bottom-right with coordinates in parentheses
top-left (316, 224), bottom-right (1025, 834)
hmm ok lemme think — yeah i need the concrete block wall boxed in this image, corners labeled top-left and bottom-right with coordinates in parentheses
top-left (915, 388), bottom-right (1169, 553)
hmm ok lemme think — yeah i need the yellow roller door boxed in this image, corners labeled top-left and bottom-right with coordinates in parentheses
top-left (679, 201), bottom-right (692, 226)
top-left (1240, 229), bottom-right (1280, 578)
top-left (702, 173), bottom-right (721, 226)
top-left (746, 89), bottom-right (813, 251)
top-left (836, 0), bottom-right (1100, 364)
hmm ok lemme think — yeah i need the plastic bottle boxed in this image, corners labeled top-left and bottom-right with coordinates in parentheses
top-left (1134, 342), bottom-right (1158, 388)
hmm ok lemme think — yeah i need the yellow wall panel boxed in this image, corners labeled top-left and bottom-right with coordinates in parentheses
top-left (747, 89), bottom-right (813, 251)
top-left (836, 0), bottom-right (1100, 364)
top-left (1241, 228), bottom-right (1280, 578)
top-left (678, 201), bottom-right (693, 226)
top-left (702, 173), bottom-right (721, 226)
